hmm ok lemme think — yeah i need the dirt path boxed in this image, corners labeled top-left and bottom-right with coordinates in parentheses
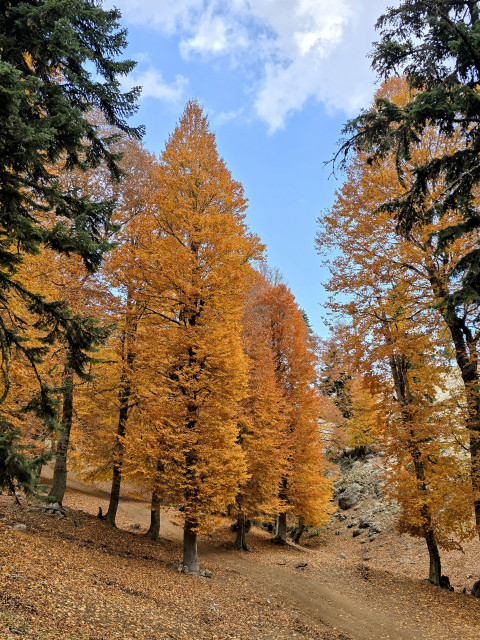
top-left (45, 469), bottom-right (480, 640)
top-left (199, 544), bottom-right (421, 640)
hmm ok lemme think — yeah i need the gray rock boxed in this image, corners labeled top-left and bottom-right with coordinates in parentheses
top-left (201, 569), bottom-right (213, 578)
top-left (338, 552), bottom-right (347, 560)
top-left (467, 573), bottom-right (473, 579)
top-left (352, 528), bottom-right (362, 538)
top-left (334, 530), bottom-right (342, 536)
top-left (13, 523), bottom-right (26, 531)
top-left (358, 516), bottom-right (370, 529)
top-left (368, 523), bottom-right (382, 535)
top-left (338, 483), bottom-right (362, 510)
top-left (129, 522), bottom-right (142, 530)
top-left (362, 555), bottom-right (370, 561)
top-left (295, 562), bottom-right (308, 569)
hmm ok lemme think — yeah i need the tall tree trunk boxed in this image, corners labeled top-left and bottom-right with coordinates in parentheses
top-left (386, 334), bottom-right (446, 586)
top-left (291, 515), bottom-right (305, 544)
top-left (273, 511), bottom-right (288, 545)
top-left (48, 363), bottom-right (74, 505)
top-left (425, 527), bottom-right (442, 586)
top-left (104, 399), bottom-right (127, 526)
top-left (105, 295), bottom-right (136, 526)
top-left (234, 513), bottom-right (251, 551)
top-left (183, 519), bottom-right (199, 573)
top-left (427, 270), bottom-right (480, 535)
top-left (442, 314), bottom-right (480, 534)
top-left (145, 491), bottom-right (161, 541)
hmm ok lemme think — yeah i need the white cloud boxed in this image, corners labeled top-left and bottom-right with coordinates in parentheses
top-left (215, 107), bottom-right (245, 125)
top-left (122, 66), bottom-right (188, 103)
top-left (112, 0), bottom-right (391, 131)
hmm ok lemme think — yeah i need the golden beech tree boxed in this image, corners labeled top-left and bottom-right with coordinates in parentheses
top-left (323, 292), bottom-right (473, 586)
top-left (254, 280), bottom-right (333, 544)
top-left (373, 289), bottom-right (472, 586)
top-left (131, 101), bottom-right (263, 572)
top-left (333, 78), bottom-right (480, 536)
top-left (232, 274), bottom-right (288, 550)
top-left (70, 136), bottom-right (158, 526)
top-left (318, 77), bottom-right (477, 584)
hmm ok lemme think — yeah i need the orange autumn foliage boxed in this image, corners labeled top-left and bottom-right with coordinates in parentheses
top-left (318, 77), bottom-right (477, 553)
top-left (234, 274), bottom-right (289, 522)
top-left (255, 280), bottom-right (333, 527)
top-left (124, 101), bottom-right (263, 532)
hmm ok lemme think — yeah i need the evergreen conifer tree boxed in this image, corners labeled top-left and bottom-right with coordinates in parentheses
top-left (0, 0), bottom-right (141, 491)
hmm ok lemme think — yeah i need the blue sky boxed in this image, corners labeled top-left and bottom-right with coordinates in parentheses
top-left (107, 0), bottom-right (391, 337)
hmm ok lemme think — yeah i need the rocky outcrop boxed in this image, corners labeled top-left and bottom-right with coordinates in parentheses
top-left (338, 483), bottom-right (362, 510)
top-left (328, 452), bottom-right (399, 544)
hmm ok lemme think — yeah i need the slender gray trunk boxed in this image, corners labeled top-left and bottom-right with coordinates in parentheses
top-left (145, 491), bottom-right (161, 541)
top-left (273, 512), bottom-right (288, 545)
top-left (183, 519), bottom-right (199, 573)
top-left (48, 364), bottom-right (74, 505)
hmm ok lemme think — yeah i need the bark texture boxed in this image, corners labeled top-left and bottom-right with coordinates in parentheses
top-left (48, 364), bottom-right (74, 505)
top-left (234, 514), bottom-right (251, 551)
top-left (426, 529), bottom-right (442, 586)
top-left (183, 520), bottom-right (199, 573)
top-left (273, 512), bottom-right (288, 545)
top-left (145, 491), bottom-right (161, 541)
top-left (291, 515), bottom-right (305, 544)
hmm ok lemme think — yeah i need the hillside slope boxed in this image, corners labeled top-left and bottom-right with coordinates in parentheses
top-left (1, 473), bottom-right (480, 640)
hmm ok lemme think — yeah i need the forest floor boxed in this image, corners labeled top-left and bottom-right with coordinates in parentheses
top-left (1, 472), bottom-right (480, 640)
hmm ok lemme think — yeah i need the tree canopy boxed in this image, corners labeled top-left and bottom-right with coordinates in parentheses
top-left (339, 0), bottom-right (480, 303)
top-left (0, 0), bottom-right (141, 487)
